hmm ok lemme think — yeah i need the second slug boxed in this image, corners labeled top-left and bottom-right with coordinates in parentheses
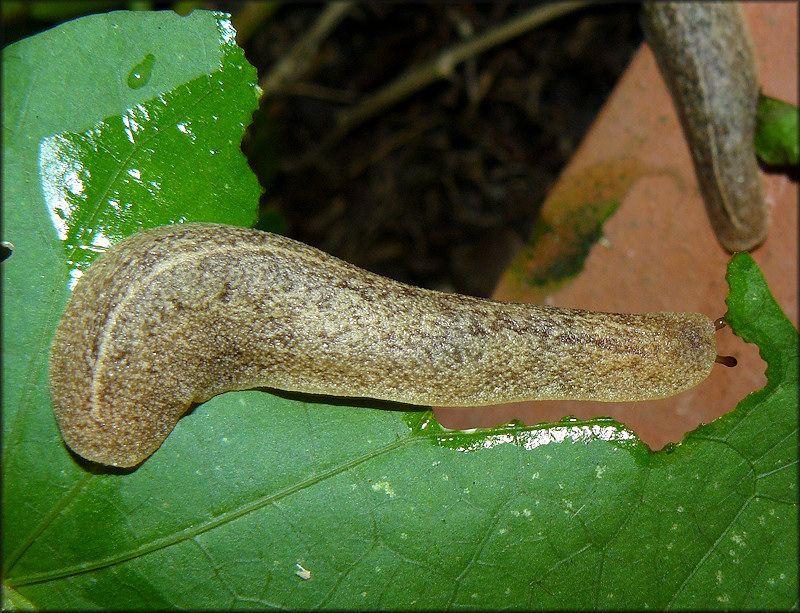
top-left (641, 2), bottom-right (768, 252)
top-left (50, 223), bottom-right (722, 467)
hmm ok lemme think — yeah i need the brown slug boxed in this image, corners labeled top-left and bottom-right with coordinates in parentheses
top-left (641, 2), bottom-right (768, 252)
top-left (49, 223), bottom-right (721, 467)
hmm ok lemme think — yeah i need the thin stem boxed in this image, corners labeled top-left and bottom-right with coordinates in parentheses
top-left (259, 1), bottom-right (356, 96)
top-left (283, 1), bottom-right (593, 170)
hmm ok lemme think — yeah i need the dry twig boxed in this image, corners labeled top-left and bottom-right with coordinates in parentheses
top-left (282, 1), bottom-right (592, 170)
top-left (259, 1), bottom-right (356, 95)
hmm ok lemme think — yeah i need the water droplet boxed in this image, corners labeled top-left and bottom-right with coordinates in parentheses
top-left (127, 53), bottom-right (155, 89)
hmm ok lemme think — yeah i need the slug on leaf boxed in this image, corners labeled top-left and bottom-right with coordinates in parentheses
top-left (50, 223), bottom-right (723, 467)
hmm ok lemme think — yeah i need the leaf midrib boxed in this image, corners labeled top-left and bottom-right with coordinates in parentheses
top-left (7, 429), bottom-right (417, 587)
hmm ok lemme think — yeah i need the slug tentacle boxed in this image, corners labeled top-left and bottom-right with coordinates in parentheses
top-left (49, 223), bottom-right (719, 467)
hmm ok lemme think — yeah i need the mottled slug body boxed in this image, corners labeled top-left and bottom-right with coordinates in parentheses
top-left (641, 2), bottom-right (768, 252)
top-left (49, 223), bottom-right (718, 467)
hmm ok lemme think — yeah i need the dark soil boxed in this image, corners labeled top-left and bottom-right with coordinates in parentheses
top-left (241, 3), bottom-right (642, 297)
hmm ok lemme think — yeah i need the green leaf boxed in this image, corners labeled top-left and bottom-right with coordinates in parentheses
top-left (755, 94), bottom-right (799, 166)
top-left (3, 11), bottom-right (798, 611)
top-left (2, 583), bottom-right (36, 611)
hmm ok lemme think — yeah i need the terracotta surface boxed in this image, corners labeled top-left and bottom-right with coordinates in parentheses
top-left (435, 2), bottom-right (798, 450)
